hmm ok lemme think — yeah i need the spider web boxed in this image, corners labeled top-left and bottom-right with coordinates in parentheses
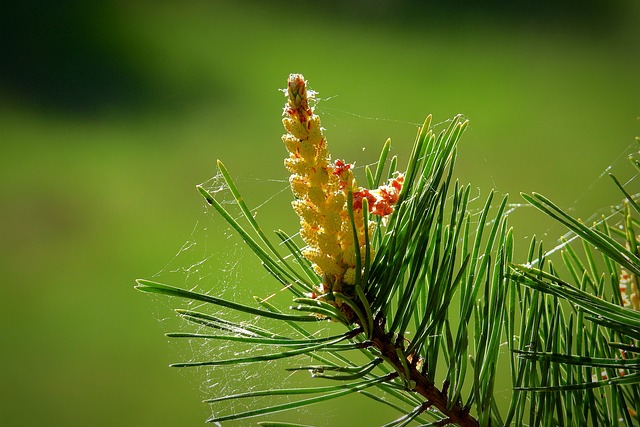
top-left (148, 102), bottom-right (639, 426)
top-left (149, 167), bottom-right (352, 426)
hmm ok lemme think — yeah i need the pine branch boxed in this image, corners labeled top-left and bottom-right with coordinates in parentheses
top-left (136, 74), bottom-right (640, 426)
top-left (506, 141), bottom-right (640, 425)
top-left (142, 72), bottom-right (503, 425)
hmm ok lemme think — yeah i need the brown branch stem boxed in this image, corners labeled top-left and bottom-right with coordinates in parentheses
top-left (370, 317), bottom-right (480, 427)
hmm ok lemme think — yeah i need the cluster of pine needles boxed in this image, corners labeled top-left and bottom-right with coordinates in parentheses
top-left (136, 81), bottom-right (640, 426)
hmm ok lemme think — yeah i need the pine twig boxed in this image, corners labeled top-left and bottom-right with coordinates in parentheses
top-left (370, 315), bottom-right (480, 427)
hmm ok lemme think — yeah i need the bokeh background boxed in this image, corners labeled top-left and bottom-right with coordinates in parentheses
top-left (1, 1), bottom-right (639, 426)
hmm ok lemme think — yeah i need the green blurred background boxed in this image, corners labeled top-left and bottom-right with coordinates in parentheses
top-left (1, 1), bottom-right (639, 426)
